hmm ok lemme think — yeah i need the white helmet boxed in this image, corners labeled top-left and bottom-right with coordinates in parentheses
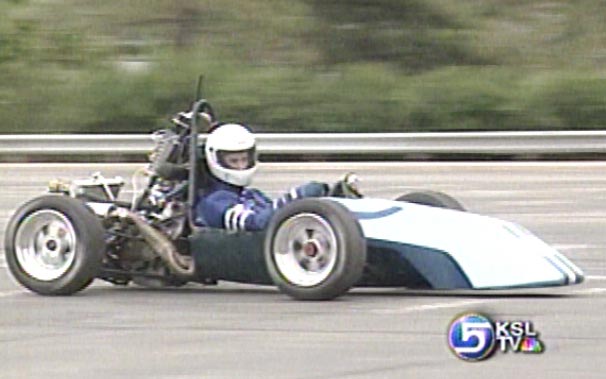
top-left (204, 123), bottom-right (257, 187)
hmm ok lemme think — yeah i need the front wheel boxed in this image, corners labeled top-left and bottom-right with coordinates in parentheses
top-left (4, 195), bottom-right (106, 295)
top-left (396, 190), bottom-right (465, 211)
top-left (264, 199), bottom-right (366, 300)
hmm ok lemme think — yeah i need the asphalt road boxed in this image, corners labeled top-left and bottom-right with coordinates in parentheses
top-left (1, 162), bottom-right (605, 379)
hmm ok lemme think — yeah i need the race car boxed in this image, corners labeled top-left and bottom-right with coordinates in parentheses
top-left (3, 98), bottom-right (585, 300)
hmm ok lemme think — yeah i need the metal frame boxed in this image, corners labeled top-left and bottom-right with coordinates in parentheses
top-left (2, 131), bottom-right (606, 157)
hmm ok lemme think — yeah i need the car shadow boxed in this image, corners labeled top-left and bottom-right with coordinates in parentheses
top-left (76, 282), bottom-right (582, 300)
top-left (347, 287), bottom-right (576, 299)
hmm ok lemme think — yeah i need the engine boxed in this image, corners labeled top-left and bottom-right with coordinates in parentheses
top-left (48, 121), bottom-right (195, 287)
top-left (104, 128), bottom-right (192, 284)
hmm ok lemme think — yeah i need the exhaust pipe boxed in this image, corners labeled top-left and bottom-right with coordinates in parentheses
top-left (113, 208), bottom-right (195, 277)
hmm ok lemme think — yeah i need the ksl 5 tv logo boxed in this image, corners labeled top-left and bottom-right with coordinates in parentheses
top-left (447, 313), bottom-right (544, 361)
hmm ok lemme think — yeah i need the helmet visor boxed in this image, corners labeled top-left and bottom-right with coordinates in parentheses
top-left (217, 147), bottom-right (256, 171)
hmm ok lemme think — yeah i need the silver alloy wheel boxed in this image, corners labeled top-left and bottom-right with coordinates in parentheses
top-left (272, 213), bottom-right (338, 287)
top-left (14, 210), bottom-right (77, 281)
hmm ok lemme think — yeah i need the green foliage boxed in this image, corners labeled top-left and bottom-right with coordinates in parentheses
top-left (1, 0), bottom-right (606, 133)
top-left (521, 72), bottom-right (606, 130)
top-left (306, 0), bottom-right (489, 71)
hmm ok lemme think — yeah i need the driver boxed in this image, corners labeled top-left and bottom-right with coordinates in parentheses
top-left (195, 123), bottom-right (329, 231)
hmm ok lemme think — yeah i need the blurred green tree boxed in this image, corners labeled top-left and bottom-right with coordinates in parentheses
top-left (0, 0), bottom-right (605, 133)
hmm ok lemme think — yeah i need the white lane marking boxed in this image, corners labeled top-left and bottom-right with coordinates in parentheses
top-left (371, 285), bottom-right (606, 315)
top-left (0, 290), bottom-right (24, 298)
top-left (371, 299), bottom-right (494, 315)
top-left (502, 215), bottom-right (606, 223)
top-left (553, 244), bottom-right (594, 251)
top-left (573, 287), bottom-right (606, 295)
top-left (587, 275), bottom-right (606, 281)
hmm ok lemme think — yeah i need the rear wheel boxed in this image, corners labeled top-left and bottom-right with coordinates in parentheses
top-left (4, 195), bottom-right (106, 295)
top-left (396, 190), bottom-right (465, 211)
top-left (264, 199), bottom-right (366, 300)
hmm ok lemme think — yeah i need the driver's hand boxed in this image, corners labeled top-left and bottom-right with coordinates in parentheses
top-left (298, 181), bottom-right (330, 198)
top-left (329, 173), bottom-right (363, 198)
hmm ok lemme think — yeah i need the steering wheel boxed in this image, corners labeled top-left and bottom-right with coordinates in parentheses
top-left (197, 101), bottom-right (216, 124)
top-left (189, 100), bottom-right (217, 131)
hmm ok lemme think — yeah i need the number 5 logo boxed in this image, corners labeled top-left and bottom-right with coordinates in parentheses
top-left (448, 313), bottom-right (496, 361)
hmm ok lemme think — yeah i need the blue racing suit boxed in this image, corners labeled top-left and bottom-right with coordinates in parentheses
top-left (195, 177), bottom-right (329, 231)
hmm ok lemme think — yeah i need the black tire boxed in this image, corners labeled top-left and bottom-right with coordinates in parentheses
top-left (396, 190), bottom-right (465, 211)
top-left (264, 199), bottom-right (366, 300)
top-left (4, 195), bottom-right (106, 295)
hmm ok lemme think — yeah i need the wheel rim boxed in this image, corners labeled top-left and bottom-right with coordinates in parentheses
top-left (14, 210), bottom-right (77, 281)
top-left (272, 213), bottom-right (338, 287)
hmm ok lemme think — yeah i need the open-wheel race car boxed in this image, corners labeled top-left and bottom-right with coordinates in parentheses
top-left (3, 98), bottom-right (585, 300)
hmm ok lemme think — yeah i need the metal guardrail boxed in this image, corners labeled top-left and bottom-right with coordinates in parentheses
top-left (1, 131), bottom-right (606, 157)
